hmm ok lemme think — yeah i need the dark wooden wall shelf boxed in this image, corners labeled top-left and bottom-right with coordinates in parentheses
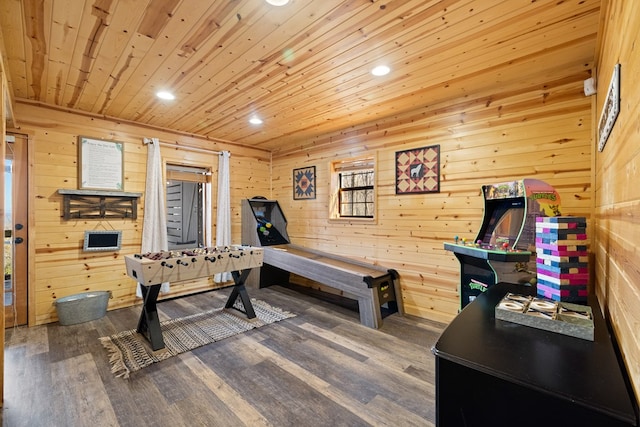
top-left (57, 189), bottom-right (142, 220)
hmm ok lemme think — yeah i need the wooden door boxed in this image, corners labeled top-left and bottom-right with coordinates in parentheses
top-left (4, 133), bottom-right (28, 327)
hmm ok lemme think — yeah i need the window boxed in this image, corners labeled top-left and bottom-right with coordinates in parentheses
top-left (339, 170), bottom-right (374, 217)
top-left (166, 164), bottom-right (210, 250)
top-left (330, 157), bottom-right (376, 220)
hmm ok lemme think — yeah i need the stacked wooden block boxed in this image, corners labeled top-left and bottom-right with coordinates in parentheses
top-left (535, 216), bottom-right (588, 302)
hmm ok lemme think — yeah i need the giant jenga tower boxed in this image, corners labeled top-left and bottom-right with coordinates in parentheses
top-left (535, 216), bottom-right (588, 303)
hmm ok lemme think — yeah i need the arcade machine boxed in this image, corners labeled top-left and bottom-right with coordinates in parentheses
top-left (444, 179), bottom-right (561, 310)
top-left (241, 197), bottom-right (291, 287)
top-left (241, 197), bottom-right (402, 329)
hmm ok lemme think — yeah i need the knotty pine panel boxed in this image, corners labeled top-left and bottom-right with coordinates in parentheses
top-left (593, 0), bottom-right (640, 403)
top-left (271, 81), bottom-right (592, 323)
top-left (12, 102), bottom-right (271, 325)
top-left (1, 0), bottom-right (602, 150)
top-left (277, 99), bottom-right (591, 160)
top-left (1, 60), bottom-right (7, 403)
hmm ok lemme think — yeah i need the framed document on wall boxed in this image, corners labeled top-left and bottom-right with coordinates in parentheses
top-left (78, 136), bottom-right (125, 191)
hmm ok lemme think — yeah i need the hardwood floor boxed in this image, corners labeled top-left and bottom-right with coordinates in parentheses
top-left (1, 285), bottom-right (445, 427)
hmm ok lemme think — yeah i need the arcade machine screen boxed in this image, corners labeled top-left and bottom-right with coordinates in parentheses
top-left (247, 199), bottom-right (290, 246)
top-left (478, 198), bottom-right (526, 250)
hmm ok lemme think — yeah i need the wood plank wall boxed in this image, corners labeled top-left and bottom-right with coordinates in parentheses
top-left (271, 77), bottom-right (593, 324)
top-left (593, 0), bottom-right (640, 404)
top-left (1, 58), bottom-right (7, 406)
top-left (10, 102), bottom-right (271, 326)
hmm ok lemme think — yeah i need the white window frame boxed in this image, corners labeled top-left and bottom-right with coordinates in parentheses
top-left (329, 155), bottom-right (377, 222)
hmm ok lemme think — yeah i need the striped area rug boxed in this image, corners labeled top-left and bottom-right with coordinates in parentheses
top-left (99, 299), bottom-right (295, 378)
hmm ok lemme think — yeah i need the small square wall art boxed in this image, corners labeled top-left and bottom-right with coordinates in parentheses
top-left (293, 166), bottom-right (316, 200)
top-left (395, 145), bottom-right (440, 194)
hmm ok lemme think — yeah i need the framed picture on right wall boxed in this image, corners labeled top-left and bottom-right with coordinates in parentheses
top-left (597, 63), bottom-right (621, 152)
top-left (395, 144), bottom-right (440, 194)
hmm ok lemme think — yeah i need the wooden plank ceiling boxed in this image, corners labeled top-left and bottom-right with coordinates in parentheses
top-left (0, 0), bottom-right (601, 153)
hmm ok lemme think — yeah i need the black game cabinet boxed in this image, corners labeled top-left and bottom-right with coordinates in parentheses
top-left (432, 282), bottom-right (638, 427)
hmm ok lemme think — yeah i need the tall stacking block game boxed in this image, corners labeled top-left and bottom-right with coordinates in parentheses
top-left (535, 216), bottom-right (588, 303)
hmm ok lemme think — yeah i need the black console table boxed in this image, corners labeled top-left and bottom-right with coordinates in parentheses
top-left (432, 282), bottom-right (638, 426)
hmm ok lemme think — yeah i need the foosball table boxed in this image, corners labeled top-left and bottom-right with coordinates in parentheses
top-left (124, 245), bottom-right (264, 350)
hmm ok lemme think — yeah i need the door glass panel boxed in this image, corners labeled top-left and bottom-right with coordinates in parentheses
top-left (166, 180), bottom-right (204, 250)
top-left (4, 158), bottom-right (13, 310)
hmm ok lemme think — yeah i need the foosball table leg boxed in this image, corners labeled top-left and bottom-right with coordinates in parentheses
top-left (137, 283), bottom-right (165, 351)
top-left (225, 269), bottom-right (256, 319)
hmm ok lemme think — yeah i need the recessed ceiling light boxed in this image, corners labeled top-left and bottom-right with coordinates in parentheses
top-left (249, 116), bottom-right (263, 125)
top-left (371, 65), bottom-right (390, 76)
top-left (266, 0), bottom-right (289, 5)
top-left (156, 91), bottom-right (175, 100)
